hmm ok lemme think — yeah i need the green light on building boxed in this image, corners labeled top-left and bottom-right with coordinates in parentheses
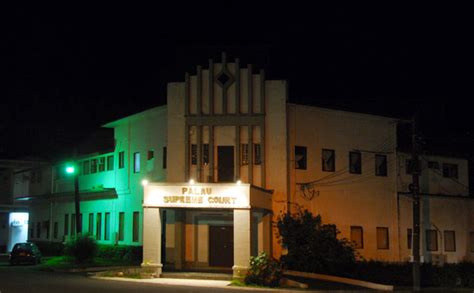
top-left (66, 166), bottom-right (75, 174)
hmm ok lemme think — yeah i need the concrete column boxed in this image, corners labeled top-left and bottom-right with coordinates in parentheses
top-left (261, 212), bottom-right (272, 256)
top-left (233, 209), bottom-right (251, 279)
top-left (141, 207), bottom-right (163, 277)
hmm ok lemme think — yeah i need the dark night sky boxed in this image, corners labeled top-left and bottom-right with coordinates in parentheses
top-left (1, 3), bottom-right (473, 161)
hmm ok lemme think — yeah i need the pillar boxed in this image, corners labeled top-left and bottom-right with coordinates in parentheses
top-left (141, 207), bottom-right (163, 277)
top-left (233, 209), bottom-right (252, 279)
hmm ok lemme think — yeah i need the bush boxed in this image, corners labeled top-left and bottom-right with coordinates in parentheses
top-left (97, 245), bottom-right (142, 265)
top-left (277, 209), bottom-right (357, 275)
top-left (64, 234), bottom-right (98, 264)
top-left (245, 252), bottom-right (283, 287)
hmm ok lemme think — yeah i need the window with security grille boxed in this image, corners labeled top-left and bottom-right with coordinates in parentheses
top-left (349, 151), bottom-right (361, 174)
top-left (191, 144), bottom-right (197, 165)
top-left (241, 144), bottom-right (249, 165)
top-left (98, 157), bottom-right (105, 172)
top-left (295, 146), bottom-right (307, 170)
top-left (203, 144), bottom-right (209, 165)
top-left (322, 149), bottom-right (335, 172)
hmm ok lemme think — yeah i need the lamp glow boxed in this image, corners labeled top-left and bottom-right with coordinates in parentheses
top-left (66, 166), bottom-right (75, 174)
top-left (236, 180), bottom-right (242, 185)
top-left (189, 179), bottom-right (195, 185)
top-left (142, 179), bottom-right (149, 186)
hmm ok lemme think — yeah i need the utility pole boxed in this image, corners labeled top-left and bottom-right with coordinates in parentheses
top-left (411, 115), bottom-right (421, 291)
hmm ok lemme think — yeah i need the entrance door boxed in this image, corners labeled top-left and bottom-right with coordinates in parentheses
top-left (217, 146), bottom-right (234, 182)
top-left (209, 225), bottom-right (234, 267)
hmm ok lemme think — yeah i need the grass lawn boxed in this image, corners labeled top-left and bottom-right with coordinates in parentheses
top-left (38, 256), bottom-right (139, 271)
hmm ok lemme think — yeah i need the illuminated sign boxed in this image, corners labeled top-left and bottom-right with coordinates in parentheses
top-left (144, 183), bottom-right (250, 209)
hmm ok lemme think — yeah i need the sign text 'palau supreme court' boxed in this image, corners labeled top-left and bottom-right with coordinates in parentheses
top-left (143, 183), bottom-right (251, 209)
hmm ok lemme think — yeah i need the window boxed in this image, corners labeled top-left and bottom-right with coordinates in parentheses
top-left (133, 152), bottom-right (140, 173)
top-left (322, 149), bottom-right (335, 172)
top-left (44, 220), bottom-right (50, 239)
top-left (254, 144), bottom-right (262, 165)
top-left (36, 222), bottom-right (41, 238)
top-left (407, 228), bottom-right (412, 249)
top-left (53, 222), bottom-right (58, 239)
top-left (350, 226), bottom-right (363, 249)
top-left (375, 155), bottom-right (388, 176)
top-left (107, 155), bottom-right (114, 171)
top-left (203, 144), bottom-right (209, 165)
top-left (88, 213), bottom-right (94, 235)
top-left (442, 163), bottom-right (458, 179)
top-left (71, 214), bottom-right (76, 236)
top-left (118, 212), bottom-right (125, 241)
top-left (191, 144), bottom-right (197, 165)
top-left (83, 160), bottom-right (90, 175)
top-left (444, 231), bottom-right (456, 252)
top-left (295, 146), bottom-right (307, 170)
top-left (147, 150), bottom-right (154, 160)
top-left (241, 144), bottom-right (249, 165)
top-left (64, 214), bottom-right (69, 236)
top-left (104, 213), bottom-right (110, 241)
top-left (98, 157), bottom-right (105, 172)
top-left (96, 213), bottom-right (102, 240)
top-left (470, 232), bottom-right (474, 252)
top-left (349, 151), bottom-right (362, 174)
top-left (406, 159), bottom-right (420, 175)
top-left (133, 212), bottom-right (139, 242)
top-left (428, 161), bottom-right (439, 170)
top-left (118, 151), bottom-right (125, 169)
top-left (376, 227), bottom-right (389, 249)
top-left (91, 159), bottom-right (98, 173)
top-left (426, 229), bottom-right (438, 251)
top-left (163, 147), bottom-right (167, 169)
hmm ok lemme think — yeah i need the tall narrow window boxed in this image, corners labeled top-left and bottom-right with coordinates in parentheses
top-left (107, 155), bottom-right (114, 171)
top-left (407, 228), bottom-right (412, 249)
top-left (44, 221), bottom-right (50, 239)
top-left (98, 157), bottom-right (105, 172)
top-left (351, 226), bottom-right (363, 249)
top-left (133, 212), bottom-right (139, 242)
top-left (133, 152), bottom-right (140, 173)
top-left (295, 146), bottom-right (307, 170)
top-left (163, 147), bottom-right (167, 169)
top-left (322, 149), bottom-right (335, 172)
top-left (91, 159), bottom-right (98, 173)
top-left (83, 160), bottom-right (90, 175)
top-left (118, 212), bottom-right (125, 241)
top-left (375, 155), bottom-right (388, 176)
top-left (254, 144), bottom-right (262, 165)
top-left (241, 144), bottom-right (249, 165)
top-left (426, 229), bottom-right (438, 251)
top-left (349, 151), bottom-right (362, 174)
top-left (96, 213), bottom-right (102, 240)
top-left (88, 213), bottom-right (94, 235)
top-left (444, 230), bottom-right (456, 252)
top-left (36, 222), bottom-right (41, 238)
top-left (191, 144), bottom-right (197, 165)
top-left (376, 227), bottom-right (389, 249)
top-left (64, 214), bottom-right (69, 236)
top-left (71, 214), bottom-right (76, 236)
top-left (53, 222), bottom-right (58, 239)
top-left (118, 151), bottom-right (125, 169)
top-left (203, 144), bottom-right (209, 165)
top-left (104, 212), bottom-right (110, 241)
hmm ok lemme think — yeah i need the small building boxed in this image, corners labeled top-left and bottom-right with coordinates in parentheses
top-left (13, 54), bottom-right (474, 278)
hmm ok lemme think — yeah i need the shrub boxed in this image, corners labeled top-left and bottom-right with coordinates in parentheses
top-left (97, 245), bottom-right (142, 265)
top-left (31, 241), bottom-right (64, 256)
top-left (277, 209), bottom-right (357, 275)
top-left (64, 234), bottom-right (98, 264)
top-left (244, 252), bottom-right (283, 287)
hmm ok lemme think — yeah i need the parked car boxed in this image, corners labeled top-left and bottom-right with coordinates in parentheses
top-left (9, 242), bottom-right (42, 265)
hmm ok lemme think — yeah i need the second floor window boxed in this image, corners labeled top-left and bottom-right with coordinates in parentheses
top-left (133, 152), bottom-right (140, 173)
top-left (98, 157), bottom-right (105, 172)
top-left (107, 155), bottom-right (114, 171)
top-left (83, 160), bottom-right (90, 175)
top-left (191, 144), bottom-right (197, 165)
top-left (375, 155), bottom-right (388, 176)
top-left (322, 149), bottom-right (335, 172)
top-left (203, 144), bottom-right (209, 165)
top-left (295, 146), bottom-right (307, 170)
top-left (349, 151), bottom-right (361, 174)
top-left (118, 151), bottom-right (125, 169)
top-left (91, 159), bottom-right (98, 174)
top-left (254, 144), bottom-right (262, 165)
top-left (442, 163), bottom-right (458, 179)
top-left (241, 144), bottom-right (249, 165)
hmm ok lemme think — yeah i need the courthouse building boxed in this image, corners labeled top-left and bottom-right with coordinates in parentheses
top-left (8, 54), bottom-right (474, 278)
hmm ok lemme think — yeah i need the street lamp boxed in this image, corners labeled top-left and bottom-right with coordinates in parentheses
top-left (65, 163), bottom-right (81, 236)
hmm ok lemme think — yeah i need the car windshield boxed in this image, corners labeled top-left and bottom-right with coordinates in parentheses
top-left (13, 243), bottom-right (32, 252)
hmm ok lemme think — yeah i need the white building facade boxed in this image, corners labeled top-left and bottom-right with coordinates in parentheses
top-left (13, 54), bottom-right (474, 278)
